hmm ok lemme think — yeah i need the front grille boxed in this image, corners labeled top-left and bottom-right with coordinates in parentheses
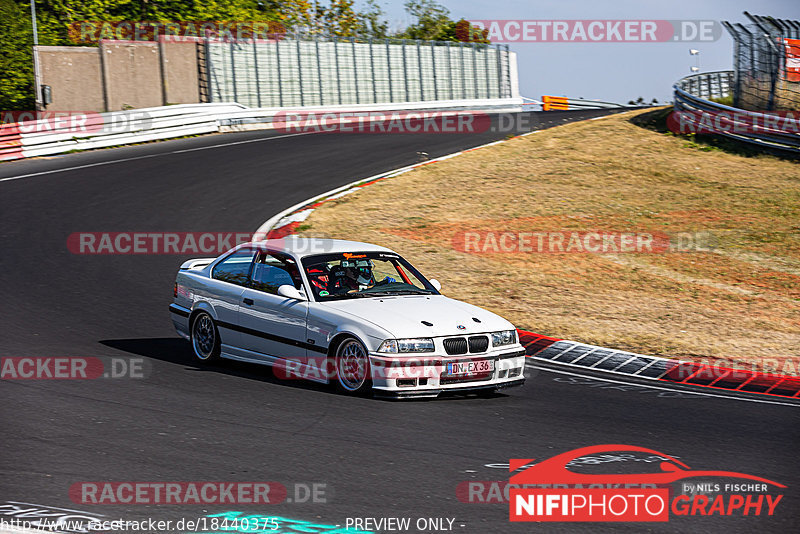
top-left (468, 335), bottom-right (489, 353)
top-left (443, 337), bottom-right (468, 355)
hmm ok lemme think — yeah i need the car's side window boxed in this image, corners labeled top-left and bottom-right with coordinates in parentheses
top-left (211, 248), bottom-right (256, 287)
top-left (250, 251), bottom-right (303, 295)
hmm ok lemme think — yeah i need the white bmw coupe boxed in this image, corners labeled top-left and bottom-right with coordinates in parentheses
top-left (169, 237), bottom-right (526, 398)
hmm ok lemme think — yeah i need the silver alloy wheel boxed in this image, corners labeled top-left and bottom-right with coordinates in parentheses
top-left (336, 338), bottom-right (370, 392)
top-left (192, 313), bottom-right (216, 360)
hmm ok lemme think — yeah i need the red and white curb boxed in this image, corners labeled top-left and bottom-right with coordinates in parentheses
top-left (519, 332), bottom-right (800, 400)
top-left (254, 130), bottom-right (800, 403)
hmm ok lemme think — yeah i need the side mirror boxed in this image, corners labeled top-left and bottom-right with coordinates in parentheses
top-left (278, 285), bottom-right (307, 301)
top-left (429, 279), bottom-right (442, 292)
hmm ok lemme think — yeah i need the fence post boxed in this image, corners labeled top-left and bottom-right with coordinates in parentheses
top-left (386, 39), bottom-right (393, 103)
top-left (505, 45), bottom-right (512, 98)
top-left (253, 38), bottom-right (262, 107)
top-left (484, 43), bottom-right (490, 98)
top-left (722, 21), bottom-right (742, 108)
top-left (203, 37), bottom-right (214, 102)
top-left (230, 39), bottom-right (239, 103)
top-left (495, 44), bottom-right (503, 99)
top-left (334, 36), bottom-right (342, 105)
top-left (316, 36), bottom-right (323, 105)
top-left (370, 37), bottom-right (377, 104)
top-left (431, 41), bottom-right (438, 101)
top-left (461, 42), bottom-right (466, 99)
top-left (276, 37), bottom-right (283, 107)
top-left (297, 37), bottom-right (304, 106)
top-left (472, 42), bottom-right (478, 99)
top-left (402, 39), bottom-right (409, 102)
top-left (352, 37), bottom-right (360, 104)
top-left (417, 40), bottom-right (424, 100)
top-left (446, 41), bottom-right (453, 100)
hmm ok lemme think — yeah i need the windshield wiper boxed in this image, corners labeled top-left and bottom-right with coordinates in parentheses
top-left (360, 289), bottom-right (431, 296)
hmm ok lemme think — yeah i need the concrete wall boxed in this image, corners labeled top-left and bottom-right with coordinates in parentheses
top-left (161, 40), bottom-right (200, 104)
top-left (37, 39), bottom-right (200, 112)
top-left (101, 41), bottom-right (163, 111)
top-left (37, 46), bottom-right (104, 111)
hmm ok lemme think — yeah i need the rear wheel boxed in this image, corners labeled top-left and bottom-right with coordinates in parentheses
top-left (335, 337), bottom-right (371, 394)
top-left (191, 311), bottom-right (220, 361)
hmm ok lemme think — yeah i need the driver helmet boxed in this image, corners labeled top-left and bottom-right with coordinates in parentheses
top-left (342, 258), bottom-right (374, 286)
top-left (354, 259), bottom-right (374, 285)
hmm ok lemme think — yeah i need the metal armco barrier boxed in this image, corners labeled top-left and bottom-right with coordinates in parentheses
top-left (674, 70), bottom-right (800, 154)
top-left (541, 95), bottom-right (624, 111)
top-left (0, 98), bottom-right (522, 161)
top-left (0, 123), bottom-right (23, 161)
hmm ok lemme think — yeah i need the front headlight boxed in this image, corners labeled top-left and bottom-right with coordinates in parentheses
top-left (378, 338), bottom-right (435, 353)
top-left (491, 330), bottom-right (517, 347)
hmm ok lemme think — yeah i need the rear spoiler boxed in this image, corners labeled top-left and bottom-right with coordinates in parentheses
top-left (179, 258), bottom-right (216, 271)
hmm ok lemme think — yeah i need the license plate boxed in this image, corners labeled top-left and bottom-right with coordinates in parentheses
top-left (447, 360), bottom-right (494, 375)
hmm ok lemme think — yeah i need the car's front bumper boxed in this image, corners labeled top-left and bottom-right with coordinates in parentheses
top-left (368, 347), bottom-right (527, 398)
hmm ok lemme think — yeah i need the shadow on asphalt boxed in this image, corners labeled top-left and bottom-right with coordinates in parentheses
top-left (99, 337), bottom-right (515, 402)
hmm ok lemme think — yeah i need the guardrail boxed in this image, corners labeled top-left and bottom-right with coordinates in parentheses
top-left (0, 97), bottom-right (522, 162)
top-left (541, 95), bottom-right (625, 111)
top-left (673, 70), bottom-right (800, 154)
top-left (676, 70), bottom-right (733, 101)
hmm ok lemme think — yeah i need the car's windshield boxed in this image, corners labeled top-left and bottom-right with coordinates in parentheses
top-left (302, 251), bottom-right (437, 301)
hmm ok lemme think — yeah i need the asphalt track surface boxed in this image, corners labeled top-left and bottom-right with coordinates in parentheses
top-left (1, 109), bottom-right (798, 534)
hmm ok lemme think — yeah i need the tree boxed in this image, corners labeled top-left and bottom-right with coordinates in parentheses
top-left (322, 0), bottom-right (361, 37)
top-left (0, 0), bottom-right (484, 111)
top-left (359, 0), bottom-right (388, 39)
top-left (399, 1), bottom-right (487, 42)
top-left (400, 0), bottom-right (450, 40)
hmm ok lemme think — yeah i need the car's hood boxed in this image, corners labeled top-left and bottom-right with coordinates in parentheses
top-left (321, 294), bottom-right (515, 339)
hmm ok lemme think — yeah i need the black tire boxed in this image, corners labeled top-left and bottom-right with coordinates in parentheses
top-left (334, 337), bottom-right (372, 395)
top-left (190, 311), bottom-right (221, 362)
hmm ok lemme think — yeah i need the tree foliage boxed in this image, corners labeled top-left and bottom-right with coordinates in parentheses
top-left (0, 0), bottom-right (487, 111)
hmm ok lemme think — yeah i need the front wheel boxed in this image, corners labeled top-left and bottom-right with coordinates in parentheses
top-left (335, 338), bottom-right (372, 394)
top-left (191, 311), bottom-right (220, 361)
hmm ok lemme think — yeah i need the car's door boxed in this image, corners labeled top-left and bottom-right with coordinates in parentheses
top-left (239, 250), bottom-right (309, 364)
top-left (203, 246), bottom-right (257, 350)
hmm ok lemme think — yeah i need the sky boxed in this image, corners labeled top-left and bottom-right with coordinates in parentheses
top-left (358, 0), bottom-right (800, 104)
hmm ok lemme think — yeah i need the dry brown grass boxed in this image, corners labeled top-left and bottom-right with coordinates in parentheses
top-left (298, 108), bottom-right (800, 375)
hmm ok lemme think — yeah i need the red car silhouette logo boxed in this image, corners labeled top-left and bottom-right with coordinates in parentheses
top-left (509, 444), bottom-right (785, 487)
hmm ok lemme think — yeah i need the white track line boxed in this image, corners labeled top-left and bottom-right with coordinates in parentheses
top-left (0, 132), bottom-right (314, 183)
top-left (527, 363), bottom-right (800, 407)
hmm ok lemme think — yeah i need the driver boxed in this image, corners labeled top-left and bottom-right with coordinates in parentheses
top-left (342, 259), bottom-right (395, 292)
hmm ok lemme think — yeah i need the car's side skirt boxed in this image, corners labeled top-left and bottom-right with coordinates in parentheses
top-left (220, 346), bottom-right (330, 385)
